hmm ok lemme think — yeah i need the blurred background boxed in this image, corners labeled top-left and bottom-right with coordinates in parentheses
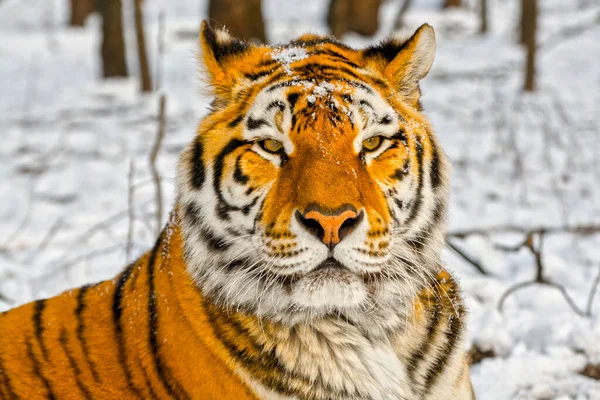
top-left (0, 0), bottom-right (599, 397)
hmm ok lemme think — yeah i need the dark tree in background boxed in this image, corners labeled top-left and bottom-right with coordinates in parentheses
top-left (480, 0), bottom-right (488, 34)
top-left (522, 0), bottom-right (537, 91)
top-left (444, 0), bottom-right (462, 8)
top-left (208, 0), bottom-right (266, 43)
top-left (70, 0), bottom-right (95, 26)
top-left (134, 0), bottom-right (152, 92)
top-left (98, 0), bottom-right (128, 78)
top-left (327, 0), bottom-right (382, 38)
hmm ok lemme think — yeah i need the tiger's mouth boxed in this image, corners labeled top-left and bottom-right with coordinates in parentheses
top-left (290, 256), bottom-right (367, 310)
top-left (313, 257), bottom-right (346, 271)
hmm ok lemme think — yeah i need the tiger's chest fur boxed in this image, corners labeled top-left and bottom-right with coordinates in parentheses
top-left (238, 320), bottom-right (414, 400)
top-left (241, 340), bottom-right (412, 400)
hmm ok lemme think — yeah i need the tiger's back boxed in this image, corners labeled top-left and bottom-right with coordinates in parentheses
top-left (0, 228), bottom-right (257, 399)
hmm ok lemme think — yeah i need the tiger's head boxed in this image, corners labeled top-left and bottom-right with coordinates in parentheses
top-left (177, 22), bottom-right (449, 330)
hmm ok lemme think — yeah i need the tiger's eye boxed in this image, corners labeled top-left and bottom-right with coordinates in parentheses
top-left (362, 136), bottom-right (382, 151)
top-left (261, 139), bottom-right (284, 153)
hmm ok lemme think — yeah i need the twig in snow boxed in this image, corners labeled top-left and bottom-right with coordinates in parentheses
top-left (586, 265), bottom-right (600, 317)
top-left (496, 232), bottom-right (587, 317)
top-left (1, 177), bottom-right (37, 249)
top-left (539, 11), bottom-right (600, 52)
top-left (126, 161), bottom-right (136, 264)
top-left (25, 217), bottom-right (64, 263)
top-left (150, 95), bottom-right (167, 236)
top-left (0, 292), bottom-right (13, 305)
top-left (450, 224), bottom-right (600, 238)
top-left (446, 239), bottom-right (488, 275)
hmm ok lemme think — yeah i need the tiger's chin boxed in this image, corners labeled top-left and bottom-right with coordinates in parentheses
top-left (289, 258), bottom-right (368, 311)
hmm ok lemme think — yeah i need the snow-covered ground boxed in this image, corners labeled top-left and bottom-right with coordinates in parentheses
top-left (1, 0), bottom-right (599, 398)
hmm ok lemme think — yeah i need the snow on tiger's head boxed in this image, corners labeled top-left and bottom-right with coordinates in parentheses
top-left (176, 21), bottom-right (449, 330)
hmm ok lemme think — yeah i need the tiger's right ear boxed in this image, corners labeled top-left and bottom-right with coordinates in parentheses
top-left (199, 21), bottom-right (254, 100)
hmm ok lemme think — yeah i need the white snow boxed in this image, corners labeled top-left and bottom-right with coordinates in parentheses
top-left (1, 0), bottom-right (600, 398)
top-left (271, 46), bottom-right (309, 74)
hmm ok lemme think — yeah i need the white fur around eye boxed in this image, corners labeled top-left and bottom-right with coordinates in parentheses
top-left (251, 141), bottom-right (285, 165)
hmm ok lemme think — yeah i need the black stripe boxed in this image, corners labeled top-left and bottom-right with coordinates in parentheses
top-left (0, 354), bottom-right (19, 400)
top-left (33, 299), bottom-right (49, 360)
top-left (262, 72), bottom-right (290, 90)
top-left (112, 264), bottom-right (143, 398)
top-left (59, 328), bottom-right (93, 399)
top-left (204, 306), bottom-right (294, 396)
top-left (246, 117), bottom-right (268, 130)
top-left (391, 160), bottom-right (410, 181)
top-left (75, 285), bottom-right (101, 382)
top-left (311, 49), bottom-right (360, 69)
top-left (233, 155), bottom-right (249, 184)
top-left (227, 115), bottom-right (244, 128)
top-left (405, 136), bottom-right (424, 225)
top-left (212, 139), bottom-right (248, 220)
top-left (288, 37), bottom-right (352, 51)
top-left (244, 69), bottom-right (271, 81)
top-left (406, 304), bottom-right (442, 382)
top-left (199, 226), bottom-right (232, 252)
top-left (379, 114), bottom-right (394, 125)
top-left (256, 58), bottom-right (278, 69)
top-left (190, 138), bottom-right (205, 190)
top-left (267, 101), bottom-right (286, 112)
top-left (26, 338), bottom-right (56, 400)
top-left (429, 140), bottom-right (442, 190)
top-left (138, 359), bottom-right (158, 399)
top-left (338, 78), bottom-right (373, 93)
top-left (287, 92), bottom-right (299, 110)
top-left (391, 129), bottom-right (408, 145)
top-left (363, 37), bottom-right (411, 63)
top-left (423, 306), bottom-right (463, 393)
top-left (394, 198), bottom-right (405, 211)
top-left (147, 233), bottom-right (191, 400)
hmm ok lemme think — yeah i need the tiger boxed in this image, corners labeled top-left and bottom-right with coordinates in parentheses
top-left (0, 21), bottom-right (474, 400)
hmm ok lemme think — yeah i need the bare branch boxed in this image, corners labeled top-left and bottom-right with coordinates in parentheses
top-left (1, 177), bottom-right (37, 249)
top-left (446, 239), bottom-right (488, 275)
top-left (496, 231), bottom-right (587, 317)
top-left (0, 292), bottom-right (13, 305)
top-left (497, 280), bottom-right (536, 312)
top-left (586, 265), bottom-right (600, 317)
top-left (450, 224), bottom-right (600, 238)
top-left (25, 218), bottom-right (64, 263)
top-left (150, 95), bottom-right (167, 236)
top-left (539, 11), bottom-right (600, 52)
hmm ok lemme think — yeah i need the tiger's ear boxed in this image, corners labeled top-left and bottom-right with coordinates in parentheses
top-left (362, 24), bottom-right (436, 107)
top-left (198, 20), bottom-right (253, 100)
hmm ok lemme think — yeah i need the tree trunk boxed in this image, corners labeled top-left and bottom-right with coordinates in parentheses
top-left (522, 0), bottom-right (537, 92)
top-left (208, 0), bottom-right (266, 43)
top-left (328, 0), bottom-right (382, 38)
top-left (479, 0), bottom-right (488, 34)
top-left (134, 0), bottom-right (152, 92)
top-left (444, 0), bottom-right (462, 8)
top-left (70, 0), bottom-right (95, 27)
top-left (99, 0), bottom-right (128, 78)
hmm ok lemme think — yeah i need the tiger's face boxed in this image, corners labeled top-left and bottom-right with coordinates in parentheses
top-left (177, 23), bottom-right (449, 329)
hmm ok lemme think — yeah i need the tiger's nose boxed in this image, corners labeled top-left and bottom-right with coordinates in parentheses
top-left (295, 207), bottom-right (364, 248)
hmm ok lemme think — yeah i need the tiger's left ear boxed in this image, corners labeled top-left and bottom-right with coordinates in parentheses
top-left (362, 24), bottom-right (436, 107)
top-left (198, 20), bottom-right (254, 101)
